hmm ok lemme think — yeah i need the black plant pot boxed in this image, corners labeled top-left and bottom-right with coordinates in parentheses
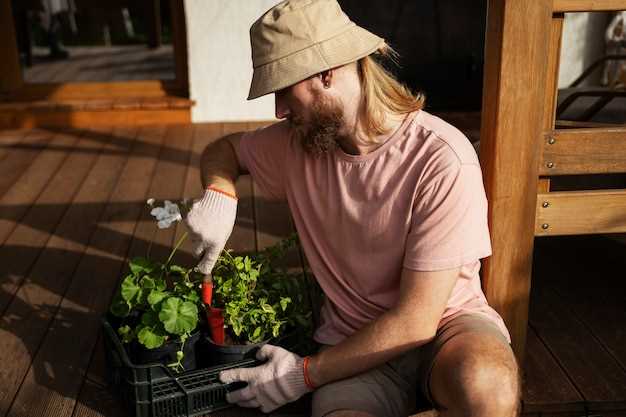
top-left (203, 336), bottom-right (269, 367)
top-left (131, 330), bottom-right (202, 372)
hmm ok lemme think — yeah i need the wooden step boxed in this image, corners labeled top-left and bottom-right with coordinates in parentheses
top-left (0, 96), bottom-right (194, 128)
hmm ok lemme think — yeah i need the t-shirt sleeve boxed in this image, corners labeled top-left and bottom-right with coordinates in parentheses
top-left (237, 121), bottom-right (290, 200)
top-left (403, 159), bottom-right (492, 271)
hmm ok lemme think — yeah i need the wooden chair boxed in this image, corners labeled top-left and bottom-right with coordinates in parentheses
top-left (480, 0), bottom-right (626, 361)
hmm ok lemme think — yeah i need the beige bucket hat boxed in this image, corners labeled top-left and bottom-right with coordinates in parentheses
top-left (247, 0), bottom-right (385, 100)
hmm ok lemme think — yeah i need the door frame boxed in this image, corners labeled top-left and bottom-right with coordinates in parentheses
top-left (0, 0), bottom-right (188, 100)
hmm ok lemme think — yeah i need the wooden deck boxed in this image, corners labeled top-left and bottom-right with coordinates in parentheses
top-left (0, 123), bottom-right (625, 417)
top-left (23, 45), bottom-right (175, 83)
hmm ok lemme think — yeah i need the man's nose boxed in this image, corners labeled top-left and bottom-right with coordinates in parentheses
top-left (275, 94), bottom-right (290, 119)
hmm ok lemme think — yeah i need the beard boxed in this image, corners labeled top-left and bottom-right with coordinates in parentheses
top-left (289, 95), bottom-right (346, 156)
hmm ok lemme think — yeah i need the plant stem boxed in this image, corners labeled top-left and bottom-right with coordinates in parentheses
top-left (165, 231), bottom-right (188, 266)
top-left (146, 226), bottom-right (158, 259)
top-left (222, 248), bottom-right (236, 262)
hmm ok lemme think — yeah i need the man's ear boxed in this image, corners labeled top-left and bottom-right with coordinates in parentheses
top-left (320, 70), bottom-right (333, 88)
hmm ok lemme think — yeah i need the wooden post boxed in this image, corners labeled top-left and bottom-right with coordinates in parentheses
top-left (479, 0), bottom-right (553, 361)
top-left (0, 0), bottom-right (23, 93)
top-left (170, 0), bottom-right (189, 95)
top-left (147, 0), bottom-right (163, 49)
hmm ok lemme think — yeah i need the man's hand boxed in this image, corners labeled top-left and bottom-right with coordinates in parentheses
top-left (184, 187), bottom-right (237, 274)
top-left (219, 344), bottom-right (312, 413)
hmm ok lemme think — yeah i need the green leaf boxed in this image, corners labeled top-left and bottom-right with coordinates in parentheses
top-left (137, 326), bottom-right (166, 349)
top-left (121, 276), bottom-right (140, 303)
top-left (232, 319), bottom-right (243, 336)
top-left (117, 325), bottom-right (134, 343)
top-left (159, 297), bottom-right (198, 335)
top-left (183, 291), bottom-right (199, 304)
top-left (280, 297), bottom-right (291, 312)
top-left (147, 290), bottom-right (168, 307)
top-left (135, 288), bottom-right (148, 305)
top-left (169, 265), bottom-right (187, 274)
top-left (140, 276), bottom-right (156, 289)
top-left (235, 257), bottom-right (244, 270)
top-left (141, 310), bottom-right (160, 327)
top-left (272, 322), bottom-right (282, 338)
top-left (261, 303), bottom-right (274, 314)
top-left (129, 257), bottom-right (155, 275)
top-left (110, 294), bottom-right (131, 317)
top-left (155, 278), bottom-right (167, 291)
top-left (244, 256), bottom-right (252, 272)
top-left (252, 326), bottom-right (261, 340)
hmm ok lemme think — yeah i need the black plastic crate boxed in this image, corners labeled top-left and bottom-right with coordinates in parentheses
top-left (102, 317), bottom-right (260, 417)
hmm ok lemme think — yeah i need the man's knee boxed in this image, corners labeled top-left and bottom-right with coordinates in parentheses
top-left (430, 335), bottom-right (521, 416)
top-left (462, 355), bottom-right (521, 415)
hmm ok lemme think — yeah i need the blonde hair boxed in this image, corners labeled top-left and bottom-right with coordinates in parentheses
top-left (357, 45), bottom-right (426, 137)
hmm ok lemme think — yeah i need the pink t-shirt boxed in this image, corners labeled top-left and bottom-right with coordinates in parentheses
top-left (237, 110), bottom-right (511, 345)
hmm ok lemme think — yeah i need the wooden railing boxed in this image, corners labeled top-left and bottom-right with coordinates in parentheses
top-left (480, 0), bottom-right (626, 359)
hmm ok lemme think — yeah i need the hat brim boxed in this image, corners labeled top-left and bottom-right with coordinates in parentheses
top-left (248, 25), bottom-right (385, 100)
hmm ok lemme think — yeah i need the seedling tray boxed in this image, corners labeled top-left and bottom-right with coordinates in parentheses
top-left (102, 317), bottom-right (259, 417)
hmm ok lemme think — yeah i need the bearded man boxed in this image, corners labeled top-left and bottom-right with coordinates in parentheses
top-left (185, 1), bottom-right (521, 416)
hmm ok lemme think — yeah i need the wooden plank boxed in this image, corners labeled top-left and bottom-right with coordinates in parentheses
top-left (553, 0), bottom-right (626, 12)
top-left (8, 125), bottom-right (181, 417)
top-left (534, 234), bottom-right (626, 387)
top-left (479, 0), bottom-right (553, 360)
top-left (119, 125), bottom-right (193, 269)
top-left (0, 109), bottom-right (191, 129)
top-left (541, 128), bottom-right (626, 175)
top-left (0, 130), bottom-right (79, 247)
top-left (141, 124), bottom-right (195, 263)
top-left (0, 126), bottom-right (133, 416)
top-left (535, 189), bottom-right (626, 235)
top-left (538, 178), bottom-right (551, 193)
top-left (521, 327), bottom-right (585, 414)
top-left (68, 125), bottom-right (168, 417)
top-left (0, 130), bottom-right (106, 315)
top-left (0, 129), bottom-right (53, 198)
top-left (529, 283), bottom-right (626, 410)
top-left (0, 129), bottom-right (34, 163)
top-left (542, 14), bottom-right (563, 133)
top-left (12, 81), bottom-right (176, 100)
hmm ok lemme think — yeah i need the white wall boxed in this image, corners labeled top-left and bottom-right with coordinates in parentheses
top-left (558, 12), bottom-right (609, 88)
top-left (184, 0), bottom-right (280, 122)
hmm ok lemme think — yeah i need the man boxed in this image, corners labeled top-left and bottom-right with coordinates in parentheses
top-left (185, 1), bottom-right (521, 416)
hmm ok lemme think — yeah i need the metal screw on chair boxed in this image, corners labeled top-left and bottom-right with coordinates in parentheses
top-left (542, 201), bottom-right (550, 208)
top-left (548, 137), bottom-right (556, 145)
top-left (547, 162), bottom-right (554, 168)
top-left (541, 223), bottom-right (549, 230)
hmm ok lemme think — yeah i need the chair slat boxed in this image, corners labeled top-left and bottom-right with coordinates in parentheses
top-left (535, 189), bottom-right (626, 235)
top-left (553, 0), bottom-right (626, 12)
top-left (541, 128), bottom-right (626, 175)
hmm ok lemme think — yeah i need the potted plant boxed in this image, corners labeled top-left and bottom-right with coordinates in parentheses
top-left (204, 234), bottom-right (317, 366)
top-left (106, 199), bottom-right (316, 373)
top-left (107, 199), bottom-right (205, 372)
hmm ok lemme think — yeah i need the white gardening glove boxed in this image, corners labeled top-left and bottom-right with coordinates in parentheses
top-left (219, 344), bottom-right (314, 413)
top-left (184, 187), bottom-right (237, 274)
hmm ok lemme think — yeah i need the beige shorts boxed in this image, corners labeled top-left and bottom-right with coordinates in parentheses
top-left (311, 313), bottom-right (511, 417)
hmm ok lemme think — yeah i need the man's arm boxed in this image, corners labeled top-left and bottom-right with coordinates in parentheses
top-left (200, 133), bottom-right (248, 195)
top-left (308, 266), bottom-right (460, 387)
top-left (185, 132), bottom-right (248, 274)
